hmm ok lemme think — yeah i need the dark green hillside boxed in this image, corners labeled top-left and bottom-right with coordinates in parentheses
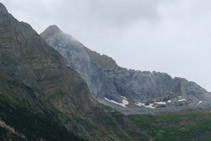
top-left (0, 127), bottom-right (24, 141)
top-left (0, 93), bottom-right (84, 141)
top-left (128, 111), bottom-right (211, 141)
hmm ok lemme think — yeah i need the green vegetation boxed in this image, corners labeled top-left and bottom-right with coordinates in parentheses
top-left (117, 134), bottom-right (131, 141)
top-left (94, 114), bottom-right (118, 130)
top-left (128, 112), bottom-right (211, 141)
top-left (0, 94), bottom-right (85, 141)
top-left (48, 90), bottom-right (66, 100)
top-left (1, 55), bottom-right (16, 66)
top-left (0, 126), bottom-right (24, 141)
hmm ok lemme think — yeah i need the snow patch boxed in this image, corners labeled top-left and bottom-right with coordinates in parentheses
top-left (145, 103), bottom-right (155, 109)
top-left (154, 101), bottom-right (166, 105)
top-left (197, 101), bottom-right (203, 105)
top-left (104, 97), bottom-right (129, 107)
top-left (135, 102), bottom-right (155, 109)
top-left (178, 99), bottom-right (186, 102)
top-left (135, 101), bottom-right (167, 109)
top-left (135, 102), bottom-right (145, 107)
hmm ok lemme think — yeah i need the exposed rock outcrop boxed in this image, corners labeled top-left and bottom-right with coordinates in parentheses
top-left (41, 25), bottom-right (211, 114)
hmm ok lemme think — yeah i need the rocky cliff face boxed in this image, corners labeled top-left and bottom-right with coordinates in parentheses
top-left (0, 3), bottom-right (147, 140)
top-left (41, 26), bottom-right (121, 101)
top-left (41, 25), bottom-right (211, 114)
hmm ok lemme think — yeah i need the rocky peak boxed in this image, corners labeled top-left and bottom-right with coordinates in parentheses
top-left (42, 25), bottom-right (211, 114)
top-left (41, 25), bottom-right (118, 70)
top-left (40, 25), bottom-right (62, 40)
top-left (0, 3), bottom-right (8, 14)
top-left (85, 48), bottom-right (119, 70)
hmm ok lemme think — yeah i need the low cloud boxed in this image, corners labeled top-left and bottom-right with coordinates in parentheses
top-left (1, 0), bottom-right (211, 91)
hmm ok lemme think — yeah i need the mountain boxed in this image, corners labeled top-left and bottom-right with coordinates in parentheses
top-left (41, 25), bottom-right (211, 114)
top-left (0, 3), bottom-right (148, 140)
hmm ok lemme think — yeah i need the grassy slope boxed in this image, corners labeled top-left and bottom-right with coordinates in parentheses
top-left (0, 126), bottom-right (24, 141)
top-left (0, 94), bottom-right (85, 141)
top-left (128, 111), bottom-right (211, 141)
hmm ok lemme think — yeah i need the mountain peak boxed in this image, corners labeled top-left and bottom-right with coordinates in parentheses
top-left (40, 25), bottom-right (62, 40)
top-left (47, 25), bottom-right (61, 33)
top-left (0, 3), bottom-right (8, 14)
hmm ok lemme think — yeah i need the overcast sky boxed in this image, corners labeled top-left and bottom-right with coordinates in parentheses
top-left (1, 0), bottom-right (211, 91)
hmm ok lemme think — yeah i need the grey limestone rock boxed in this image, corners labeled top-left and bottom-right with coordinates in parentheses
top-left (41, 25), bottom-right (211, 114)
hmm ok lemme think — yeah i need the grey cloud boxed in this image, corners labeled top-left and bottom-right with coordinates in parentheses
top-left (91, 0), bottom-right (161, 26)
top-left (1, 0), bottom-right (211, 91)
